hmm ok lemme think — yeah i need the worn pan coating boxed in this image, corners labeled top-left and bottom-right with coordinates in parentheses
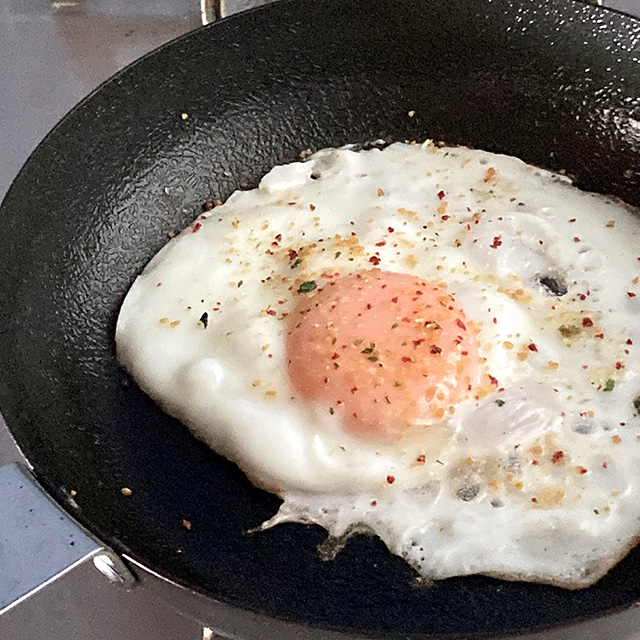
top-left (1, 0), bottom-right (640, 637)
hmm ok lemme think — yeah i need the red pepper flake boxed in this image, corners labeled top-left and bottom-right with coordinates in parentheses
top-left (386, 475), bottom-right (396, 485)
top-left (532, 460), bottom-right (539, 466)
top-left (579, 294), bottom-right (587, 301)
top-left (371, 500), bottom-right (378, 506)
top-left (490, 235), bottom-right (502, 249)
top-left (156, 282), bottom-right (162, 287)
top-left (569, 218), bottom-right (576, 222)
top-left (266, 309), bottom-right (277, 316)
top-left (456, 318), bottom-right (467, 331)
top-left (628, 291), bottom-right (637, 297)
top-left (616, 361), bottom-right (625, 370)
top-left (369, 256), bottom-right (381, 266)
top-left (627, 339), bottom-right (633, 345)
top-left (309, 203), bottom-right (316, 211)
top-left (288, 201), bottom-right (296, 205)
top-left (288, 249), bottom-right (298, 260)
top-left (437, 190), bottom-right (446, 200)
top-left (528, 343), bottom-right (538, 352)
top-left (202, 201), bottom-right (215, 212)
top-left (416, 454), bottom-right (426, 463)
top-left (387, 227), bottom-right (394, 233)
top-left (375, 241), bottom-right (387, 247)
top-left (595, 333), bottom-right (604, 339)
top-left (582, 317), bottom-right (593, 327)
top-left (331, 353), bottom-right (340, 360)
top-left (192, 222), bottom-right (202, 233)
top-left (402, 356), bottom-right (413, 363)
top-left (489, 375), bottom-right (499, 386)
top-left (531, 497), bottom-right (538, 503)
top-left (493, 317), bottom-right (497, 324)
top-left (461, 350), bottom-right (468, 356)
top-left (413, 338), bottom-right (426, 347)
top-left (551, 450), bottom-right (565, 464)
top-left (430, 345), bottom-right (442, 354)
top-left (391, 296), bottom-right (399, 303)
top-left (441, 215), bottom-right (450, 221)
top-left (350, 386), bottom-right (358, 393)
top-left (602, 462), bottom-right (608, 469)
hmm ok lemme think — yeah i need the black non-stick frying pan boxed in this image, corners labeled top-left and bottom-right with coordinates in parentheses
top-left (1, 0), bottom-right (640, 637)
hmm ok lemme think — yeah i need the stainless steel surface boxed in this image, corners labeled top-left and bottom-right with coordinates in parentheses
top-left (1, 0), bottom-right (640, 638)
top-left (0, 464), bottom-right (101, 612)
top-left (0, 464), bottom-right (143, 639)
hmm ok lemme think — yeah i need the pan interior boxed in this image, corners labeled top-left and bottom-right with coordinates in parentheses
top-left (0, 0), bottom-right (640, 637)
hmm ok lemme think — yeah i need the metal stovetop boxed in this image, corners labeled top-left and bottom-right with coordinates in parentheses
top-left (2, 1), bottom-right (640, 639)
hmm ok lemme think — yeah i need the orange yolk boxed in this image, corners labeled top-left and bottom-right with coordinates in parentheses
top-left (286, 270), bottom-right (482, 442)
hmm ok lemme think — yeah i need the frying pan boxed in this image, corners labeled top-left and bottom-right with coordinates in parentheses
top-left (1, 0), bottom-right (640, 637)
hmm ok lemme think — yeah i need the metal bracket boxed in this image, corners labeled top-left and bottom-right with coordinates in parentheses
top-left (0, 463), bottom-right (136, 617)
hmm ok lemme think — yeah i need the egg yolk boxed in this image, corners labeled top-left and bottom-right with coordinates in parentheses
top-left (286, 270), bottom-right (482, 442)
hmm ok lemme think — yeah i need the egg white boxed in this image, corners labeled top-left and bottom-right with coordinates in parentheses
top-left (117, 142), bottom-right (640, 588)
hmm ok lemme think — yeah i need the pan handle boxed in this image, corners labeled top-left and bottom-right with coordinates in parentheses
top-left (0, 463), bottom-right (136, 624)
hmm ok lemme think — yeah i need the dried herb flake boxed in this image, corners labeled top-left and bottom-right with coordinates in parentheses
top-left (298, 280), bottom-right (317, 294)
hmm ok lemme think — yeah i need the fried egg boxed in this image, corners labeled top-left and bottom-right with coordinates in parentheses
top-left (116, 142), bottom-right (640, 588)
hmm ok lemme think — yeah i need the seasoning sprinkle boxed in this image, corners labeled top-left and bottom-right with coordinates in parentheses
top-left (298, 280), bottom-right (318, 293)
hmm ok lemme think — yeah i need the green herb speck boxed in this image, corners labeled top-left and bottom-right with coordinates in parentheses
top-left (559, 324), bottom-right (580, 338)
top-left (329, 407), bottom-right (335, 415)
top-left (495, 399), bottom-right (505, 407)
top-left (298, 280), bottom-right (317, 294)
top-left (291, 258), bottom-right (303, 269)
top-left (335, 251), bottom-right (342, 259)
top-left (237, 280), bottom-right (243, 288)
top-left (604, 379), bottom-right (615, 392)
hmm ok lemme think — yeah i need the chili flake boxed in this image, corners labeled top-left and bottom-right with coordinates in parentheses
top-left (386, 475), bottom-right (396, 484)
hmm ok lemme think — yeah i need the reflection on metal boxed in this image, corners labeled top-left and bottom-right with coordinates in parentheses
top-left (202, 627), bottom-right (214, 639)
top-left (51, 1), bottom-right (82, 8)
top-left (92, 553), bottom-right (137, 589)
top-left (0, 463), bottom-right (136, 618)
top-left (201, 0), bottom-right (221, 23)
